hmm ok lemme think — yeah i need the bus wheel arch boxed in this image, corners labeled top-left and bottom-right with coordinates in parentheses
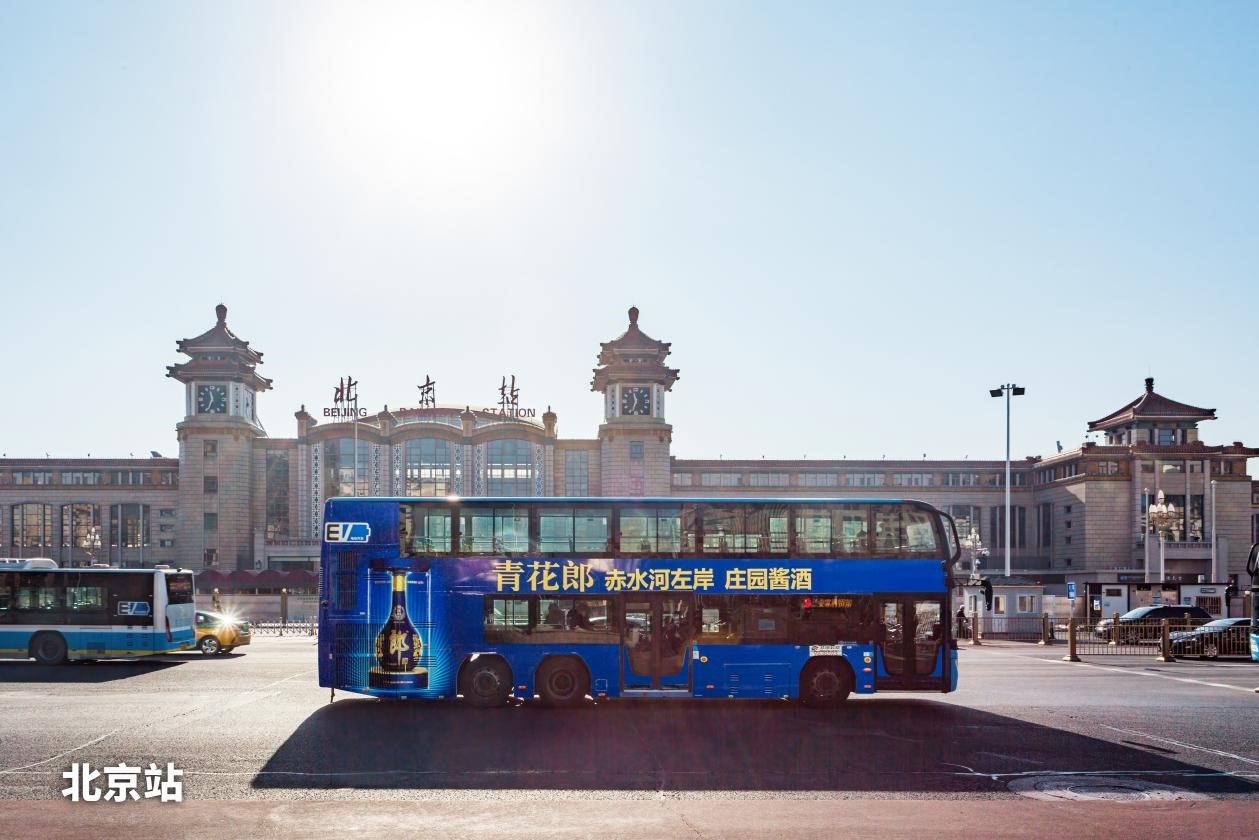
top-left (800, 657), bottom-right (854, 707)
top-left (535, 655), bottom-right (590, 707)
top-left (459, 655), bottom-right (513, 708)
top-left (30, 631), bottom-right (68, 666)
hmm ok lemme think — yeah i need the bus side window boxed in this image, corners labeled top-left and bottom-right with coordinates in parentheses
top-left (696, 596), bottom-right (737, 644)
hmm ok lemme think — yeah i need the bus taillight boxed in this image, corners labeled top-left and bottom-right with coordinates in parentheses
top-left (165, 616), bottom-right (173, 642)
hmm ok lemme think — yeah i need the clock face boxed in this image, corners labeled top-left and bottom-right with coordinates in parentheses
top-left (197, 384), bottom-right (228, 414)
top-left (620, 386), bottom-right (652, 417)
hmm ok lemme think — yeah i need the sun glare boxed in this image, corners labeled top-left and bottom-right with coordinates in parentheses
top-left (285, 4), bottom-right (567, 203)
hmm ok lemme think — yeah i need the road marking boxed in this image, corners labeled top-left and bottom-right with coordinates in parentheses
top-left (1033, 656), bottom-right (1257, 693)
top-left (1097, 724), bottom-right (1259, 767)
top-left (941, 762), bottom-right (1259, 782)
top-left (0, 730), bottom-right (119, 776)
top-left (238, 668), bottom-right (315, 695)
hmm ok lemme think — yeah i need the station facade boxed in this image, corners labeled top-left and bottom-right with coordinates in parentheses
top-left (2, 305), bottom-right (1257, 594)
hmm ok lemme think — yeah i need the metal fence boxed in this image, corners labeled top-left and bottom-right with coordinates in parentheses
top-left (248, 620), bottom-right (317, 636)
top-left (956, 614), bottom-right (1054, 644)
top-left (1058, 618), bottom-right (1255, 661)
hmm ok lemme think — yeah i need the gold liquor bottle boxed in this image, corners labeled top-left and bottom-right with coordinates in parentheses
top-left (368, 570), bottom-right (428, 690)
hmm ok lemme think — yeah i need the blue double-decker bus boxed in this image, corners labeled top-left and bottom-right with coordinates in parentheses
top-left (319, 497), bottom-right (960, 706)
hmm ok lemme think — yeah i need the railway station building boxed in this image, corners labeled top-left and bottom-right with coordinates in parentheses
top-left (2, 305), bottom-right (1256, 598)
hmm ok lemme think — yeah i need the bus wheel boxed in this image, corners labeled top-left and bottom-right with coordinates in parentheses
top-left (461, 657), bottom-right (512, 708)
top-left (801, 660), bottom-right (851, 708)
top-left (536, 657), bottom-right (589, 707)
top-left (31, 632), bottom-right (68, 666)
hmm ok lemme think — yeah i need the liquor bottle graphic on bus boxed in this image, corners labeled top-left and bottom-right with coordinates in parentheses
top-left (369, 570), bottom-right (428, 690)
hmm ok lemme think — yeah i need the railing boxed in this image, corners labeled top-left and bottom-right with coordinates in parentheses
top-left (249, 620), bottom-right (317, 636)
top-left (1059, 617), bottom-right (1237, 660)
top-left (956, 613), bottom-right (1054, 645)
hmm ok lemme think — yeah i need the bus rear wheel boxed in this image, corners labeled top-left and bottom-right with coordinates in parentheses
top-left (461, 658), bottom-right (512, 708)
top-left (536, 657), bottom-right (589, 707)
top-left (801, 660), bottom-right (852, 708)
top-left (31, 632), bottom-right (68, 666)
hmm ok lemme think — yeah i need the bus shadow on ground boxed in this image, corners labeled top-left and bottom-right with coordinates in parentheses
top-left (254, 698), bottom-right (1258, 795)
top-left (0, 660), bottom-right (182, 683)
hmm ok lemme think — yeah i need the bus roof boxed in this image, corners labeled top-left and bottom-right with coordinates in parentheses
top-left (0, 565), bottom-right (192, 574)
top-left (327, 495), bottom-right (944, 509)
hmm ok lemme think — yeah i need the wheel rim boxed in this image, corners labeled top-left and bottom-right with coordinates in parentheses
top-left (201, 638), bottom-right (220, 654)
top-left (810, 669), bottom-right (841, 700)
top-left (1204, 642), bottom-right (1218, 658)
top-left (35, 637), bottom-right (62, 661)
top-left (470, 668), bottom-right (502, 699)
top-left (548, 669), bottom-right (577, 699)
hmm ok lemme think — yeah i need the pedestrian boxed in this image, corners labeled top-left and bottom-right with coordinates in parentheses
top-left (956, 605), bottom-right (968, 638)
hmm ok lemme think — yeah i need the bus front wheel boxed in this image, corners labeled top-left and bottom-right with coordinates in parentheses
top-left (31, 632), bottom-right (68, 666)
top-left (461, 657), bottom-right (512, 708)
top-left (536, 656), bottom-right (589, 707)
top-left (801, 659), bottom-right (852, 708)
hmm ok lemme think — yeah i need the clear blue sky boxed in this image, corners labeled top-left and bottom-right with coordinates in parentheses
top-left (2, 2), bottom-right (1257, 463)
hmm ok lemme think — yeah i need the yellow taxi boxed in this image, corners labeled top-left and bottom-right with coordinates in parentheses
top-left (194, 609), bottom-right (252, 655)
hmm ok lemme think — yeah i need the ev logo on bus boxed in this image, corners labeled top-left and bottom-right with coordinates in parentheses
top-left (325, 522), bottom-right (372, 543)
top-left (117, 601), bottom-right (152, 617)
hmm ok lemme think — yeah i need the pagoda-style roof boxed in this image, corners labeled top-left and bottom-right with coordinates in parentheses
top-left (167, 303), bottom-right (273, 391)
top-left (174, 304), bottom-right (263, 362)
top-left (591, 306), bottom-right (680, 392)
top-left (1087, 378), bottom-right (1214, 432)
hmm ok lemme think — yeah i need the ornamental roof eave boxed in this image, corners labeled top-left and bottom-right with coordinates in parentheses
top-left (166, 361), bottom-right (273, 392)
top-left (1087, 378), bottom-right (1215, 431)
top-left (173, 304), bottom-right (264, 364)
top-left (593, 306), bottom-right (674, 365)
top-left (590, 365), bottom-right (681, 392)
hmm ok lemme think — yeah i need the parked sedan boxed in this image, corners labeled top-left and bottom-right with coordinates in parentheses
top-left (1095, 605), bottom-right (1212, 643)
top-left (1170, 617), bottom-right (1254, 659)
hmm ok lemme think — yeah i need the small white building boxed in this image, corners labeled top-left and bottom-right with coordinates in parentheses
top-left (962, 576), bottom-right (1046, 635)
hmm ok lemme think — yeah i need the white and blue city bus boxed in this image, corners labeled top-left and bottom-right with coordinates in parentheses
top-left (0, 561), bottom-right (196, 663)
top-left (319, 497), bottom-right (961, 706)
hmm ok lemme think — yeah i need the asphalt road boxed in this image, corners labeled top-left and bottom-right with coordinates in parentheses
top-left (1, 637), bottom-right (1256, 837)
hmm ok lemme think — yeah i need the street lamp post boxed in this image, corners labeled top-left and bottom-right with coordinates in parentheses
top-left (989, 384), bottom-right (1026, 578)
top-left (83, 525), bottom-right (101, 569)
top-left (1143, 486), bottom-right (1150, 583)
top-left (1210, 479), bottom-right (1218, 582)
top-left (1147, 490), bottom-right (1179, 584)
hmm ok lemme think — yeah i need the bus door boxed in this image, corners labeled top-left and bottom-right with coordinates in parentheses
top-left (875, 596), bottom-right (947, 690)
top-left (621, 594), bottom-right (695, 694)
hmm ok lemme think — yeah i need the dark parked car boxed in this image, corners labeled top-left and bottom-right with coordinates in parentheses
top-left (1170, 617), bottom-right (1254, 659)
top-left (1095, 604), bottom-right (1212, 643)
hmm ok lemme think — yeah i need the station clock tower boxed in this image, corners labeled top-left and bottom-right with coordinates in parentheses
top-left (591, 307), bottom-right (679, 495)
top-left (167, 304), bottom-right (272, 570)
